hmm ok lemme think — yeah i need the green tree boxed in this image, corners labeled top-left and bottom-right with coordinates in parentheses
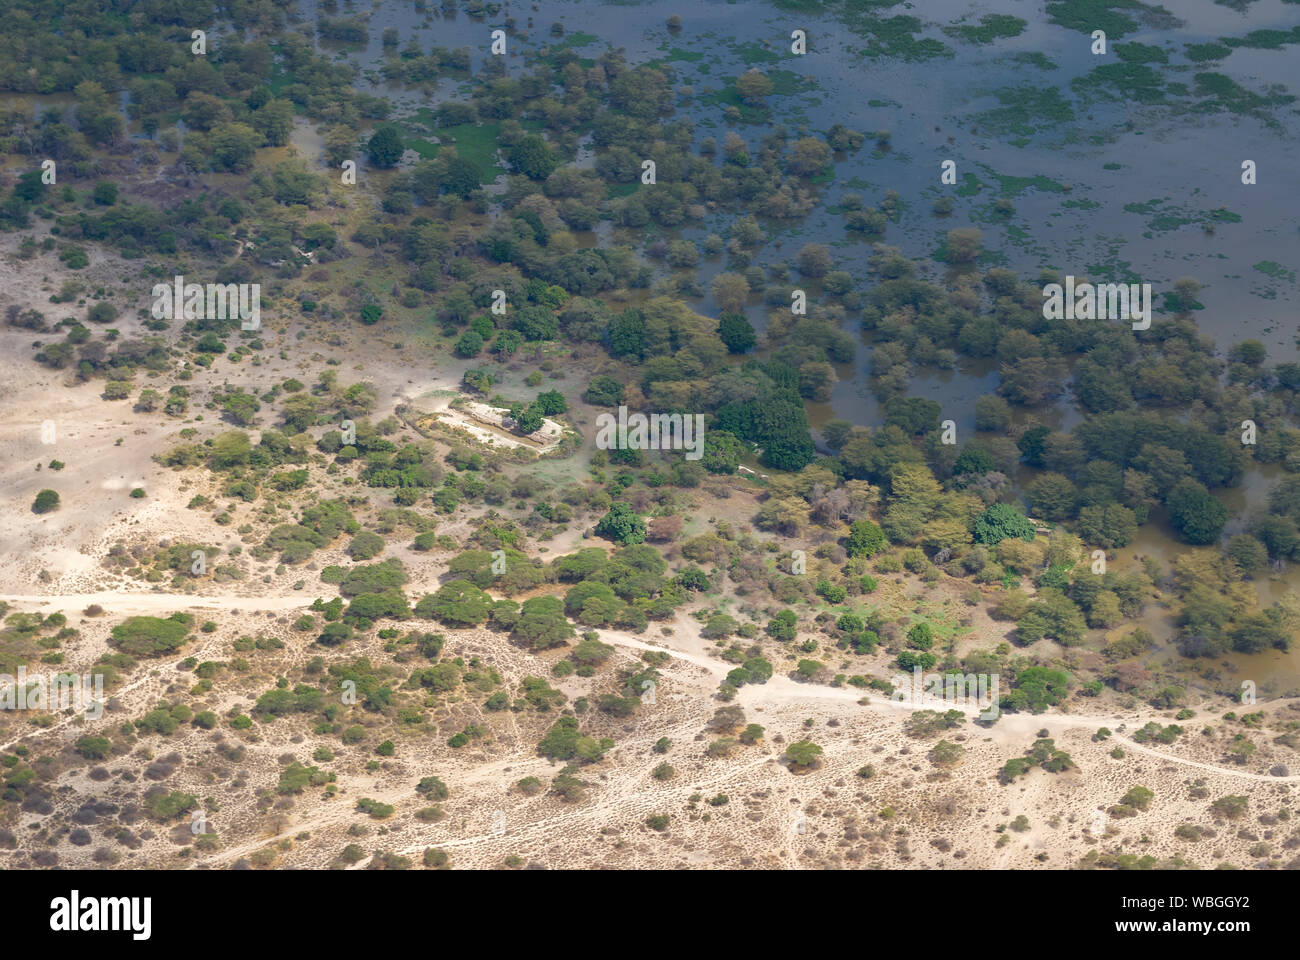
top-left (845, 519), bottom-right (887, 557)
top-left (929, 740), bottom-right (965, 767)
top-left (281, 394), bottom-right (319, 432)
top-left (953, 445), bottom-right (995, 477)
top-left (513, 595), bottom-right (575, 650)
top-left (907, 622), bottom-right (934, 649)
top-left (416, 776), bottom-right (449, 800)
top-left (87, 302), bottom-right (117, 324)
top-left (538, 716), bottom-right (582, 760)
top-left (454, 330), bottom-right (483, 357)
top-left (252, 99), bottom-right (294, 146)
top-left (367, 125), bottom-right (405, 168)
top-left (1121, 786), bottom-right (1154, 811)
top-left (1017, 589), bottom-right (1087, 646)
top-left (445, 157), bottom-right (481, 198)
top-left (32, 489), bottom-right (60, 514)
top-left (512, 403), bottom-right (544, 435)
top-left (735, 68), bottom-right (774, 105)
top-left (346, 590), bottom-right (410, 621)
top-left (1003, 666), bottom-right (1072, 713)
top-left (711, 273), bottom-right (750, 313)
top-left (1210, 795), bottom-right (1248, 820)
top-left (596, 502), bottom-right (646, 545)
top-left (766, 609), bottom-right (797, 642)
top-left (109, 614), bottom-right (192, 657)
top-left (1229, 611), bottom-right (1290, 654)
top-left (209, 122), bottom-right (261, 172)
top-left (1229, 340), bottom-right (1266, 366)
top-left (1077, 503), bottom-right (1139, 549)
top-left (1026, 472), bottom-right (1078, 521)
top-left (1225, 534), bottom-right (1268, 575)
top-left (1167, 479), bottom-right (1227, 545)
top-left (717, 313), bottom-right (756, 354)
top-left (346, 531), bottom-right (386, 560)
top-left (534, 390), bottom-right (567, 415)
top-left (974, 503), bottom-right (1036, 545)
top-left (796, 659), bottom-right (824, 680)
top-left (210, 431), bottom-right (252, 469)
top-left (415, 581), bottom-right (492, 626)
top-left (92, 181), bottom-right (118, 205)
top-left (585, 375), bottom-right (624, 407)
top-left (785, 740), bottom-right (823, 768)
top-left (699, 432), bottom-right (743, 474)
top-left (507, 135), bottom-right (558, 180)
top-left (221, 392), bottom-right (260, 426)
top-left (75, 736), bottom-right (112, 760)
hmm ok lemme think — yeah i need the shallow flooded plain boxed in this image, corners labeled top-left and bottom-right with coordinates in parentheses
top-left (56, 0), bottom-right (1300, 684)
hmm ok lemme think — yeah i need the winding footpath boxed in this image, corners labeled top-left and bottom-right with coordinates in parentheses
top-left (1, 588), bottom-right (1296, 870)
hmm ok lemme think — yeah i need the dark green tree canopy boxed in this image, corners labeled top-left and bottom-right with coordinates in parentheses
top-left (974, 503), bottom-right (1036, 545)
top-left (367, 125), bottom-right (405, 168)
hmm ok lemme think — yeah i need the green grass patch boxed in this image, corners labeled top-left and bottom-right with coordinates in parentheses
top-left (406, 139), bottom-right (439, 160)
top-left (1009, 51), bottom-right (1059, 70)
top-left (1193, 71), bottom-right (1295, 117)
top-left (1045, 0), bottom-right (1146, 38)
top-left (1254, 261), bottom-right (1295, 282)
top-left (432, 123), bottom-right (503, 182)
top-left (773, 0), bottom-right (831, 11)
top-left (1221, 27), bottom-right (1300, 50)
top-left (850, 14), bottom-right (952, 61)
top-left (1124, 198), bottom-right (1240, 233)
top-left (989, 172), bottom-right (1067, 197)
top-left (944, 14), bottom-right (1026, 44)
top-left (1072, 62), bottom-right (1172, 104)
top-left (975, 85), bottom-right (1076, 136)
top-left (1085, 257), bottom-right (1142, 285)
top-left (698, 85), bottom-right (767, 122)
top-left (399, 117), bottom-right (545, 183)
top-left (1148, 212), bottom-right (1195, 232)
top-left (956, 172), bottom-right (983, 198)
top-left (1123, 198), bottom-right (1163, 215)
top-left (1160, 292), bottom-right (1203, 312)
top-left (1184, 42), bottom-right (1231, 62)
top-left (1115, 41), bottom-right (1169, 63)
top-left (267, 61), bottom-right (297, 96)
top-left (768, 69), bottom-right (803, 96)
top-left (734, 41), bottom-right (781, 64)
top-left (700, 71), bottom-right (802, 118)
top-left (550, 31), bottom-right (599, 50)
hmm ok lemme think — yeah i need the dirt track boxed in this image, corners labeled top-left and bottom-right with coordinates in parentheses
top-left (4, 586), bottom-right (1294, 871)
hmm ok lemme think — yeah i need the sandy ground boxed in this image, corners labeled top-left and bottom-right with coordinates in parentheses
top-left (0, 233), bottom-right (1297, 872)
top-left (1, 582), bottom-right (1295, 871)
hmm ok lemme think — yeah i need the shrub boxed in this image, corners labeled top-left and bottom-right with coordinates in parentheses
top-left (595, 502), bottom-right (646, 545)
top-left (1122, 786), bottom-right (1154, 811)
top-left (974, 503), bottom-right (1036, 545)
top-left (109, 614), bottom-right (192, 657)
top-left (423, 847), bottom-right (450, 869)
top-left (32, 489), bottom-right (60, 513)
top-left (785, 740), bottom-right (822, 768)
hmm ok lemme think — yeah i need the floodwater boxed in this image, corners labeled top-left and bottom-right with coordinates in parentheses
top-left (302, 0), bottom-right (1300, 683)
top-left (314, 0), bottom-right (1298, 359)
top-left (17, 0), bottom-right (1300, 678)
